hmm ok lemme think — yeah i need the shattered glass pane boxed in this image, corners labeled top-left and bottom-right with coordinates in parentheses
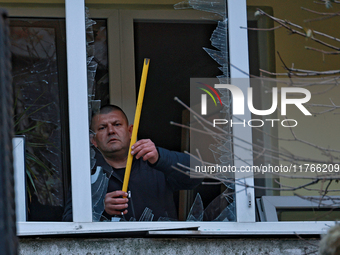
top-left (85, 10), bottom-right (109, 127)
top-left (210, 20), bottom-right (227, 50)
top-left (174, 0), bottom-right (226, 18)
top-left (203, 192), bottom-right (235, 221)
top-left (176, 0), bottom-right (236, 221)
top-left (158, 217), bottom-right (177, 221)
top-left (10, 14), bottom-right (110, 221)
top-left (212, 200), bottom-right (235, 222)
top-left (91, 166), bottom-right (109, 222)
top-left (90, 146), bottom-right (97, 170)
top-left (203, 47), bottom-right (225, 66)
top-left (111, 216), bottom-right (123, 222)
top-left (85, 9), bottom-right (111, 222)
top-left (184, 190), bottom-right (236, 221)
top-left (10, 20), bottom-right (65, 215)
top-left (86, 8), bottom-right (98, 126)
top-left (186, 193), bottom-right (204, 221)
top-left (139, 207), bottom-right (155, 221)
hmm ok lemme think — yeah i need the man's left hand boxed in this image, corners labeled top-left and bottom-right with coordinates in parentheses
top-left (131, 139), bottom-right (159, 164)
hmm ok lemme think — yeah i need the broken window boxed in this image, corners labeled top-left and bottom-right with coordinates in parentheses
top-left (10, 17), bottom-right (109, 221)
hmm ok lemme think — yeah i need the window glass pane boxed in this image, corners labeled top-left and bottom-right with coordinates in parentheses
top-left (10, 17), bottom-right (109, 222)
top-left (278, 209), bottom-right (340, 221)
top-left (91, 19), bottom-right (109, 106)
top-left (10, 19), bottom-right (67, 221)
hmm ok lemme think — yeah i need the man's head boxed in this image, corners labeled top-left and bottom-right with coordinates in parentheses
top-left (90, 105), bottom-right (133, 159)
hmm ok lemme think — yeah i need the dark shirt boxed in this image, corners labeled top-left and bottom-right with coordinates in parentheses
top-left (62, 146), bottom-right (201, 221)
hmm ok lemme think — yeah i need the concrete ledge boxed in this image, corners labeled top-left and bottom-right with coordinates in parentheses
top-left (19, 237), bottom-right (320, 255)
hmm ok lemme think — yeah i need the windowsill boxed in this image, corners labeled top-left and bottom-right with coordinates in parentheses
top-left (17, 221), bottom-right (332, 236)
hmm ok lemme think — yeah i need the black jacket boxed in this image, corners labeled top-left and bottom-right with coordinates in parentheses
top-left (62, 147), bottom-right (201, 221)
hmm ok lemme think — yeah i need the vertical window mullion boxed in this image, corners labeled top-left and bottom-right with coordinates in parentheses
top-left (227, 0), bottom-right (256, 222)
top-left (65, 0), bottom-right (92, 222)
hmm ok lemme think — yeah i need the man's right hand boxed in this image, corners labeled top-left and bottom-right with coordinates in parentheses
top-left (104, 190), bottom-right (129, 215)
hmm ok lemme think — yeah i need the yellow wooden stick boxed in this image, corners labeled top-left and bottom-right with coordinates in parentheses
top-left (122, 58), bottom-right (150, 194)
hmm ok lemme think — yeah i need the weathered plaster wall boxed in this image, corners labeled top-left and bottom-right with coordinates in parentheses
top-left (19, 237), bottom-right (320, 255)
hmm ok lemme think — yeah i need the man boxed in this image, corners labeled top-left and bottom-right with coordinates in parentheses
top-left (63, 105), bottom-right (201, 221)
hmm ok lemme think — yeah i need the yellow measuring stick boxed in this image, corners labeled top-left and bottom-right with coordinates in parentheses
top-left (122, 58), bottom-right (150, 194)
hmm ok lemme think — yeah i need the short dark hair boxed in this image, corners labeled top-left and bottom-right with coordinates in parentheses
top-left (91, 104), bottom-right (129, 129)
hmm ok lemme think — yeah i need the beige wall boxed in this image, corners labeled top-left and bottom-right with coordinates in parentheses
top-left (247, 1), bottom-right (340, 197)
top-left (246, 1), bottom-right (340, 197)
top-left (247, 0), bottom-right (339, 73)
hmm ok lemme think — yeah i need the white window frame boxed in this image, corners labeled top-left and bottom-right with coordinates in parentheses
top-left (13, 136), bottom-right (26, 222)
top-left (257, 196), bottom-right (340, 222)
top-left (8, 0), bottom-right (335, 236)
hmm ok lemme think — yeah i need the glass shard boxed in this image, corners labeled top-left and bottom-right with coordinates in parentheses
top-left (186, 193), bottom-right (204, 221)
top-left (91, 166), bottom-right (109, 222)
top-left (139, 207), bottom-right (155, 221)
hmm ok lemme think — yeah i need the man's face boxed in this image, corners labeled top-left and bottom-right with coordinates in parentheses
top-left (91, 110), bottom-right (133, 157)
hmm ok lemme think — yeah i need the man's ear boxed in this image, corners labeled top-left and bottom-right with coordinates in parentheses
top-left (90, 135), bottom-right (97, 147)
top-left (128, 124), bottom-right (133, 139)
